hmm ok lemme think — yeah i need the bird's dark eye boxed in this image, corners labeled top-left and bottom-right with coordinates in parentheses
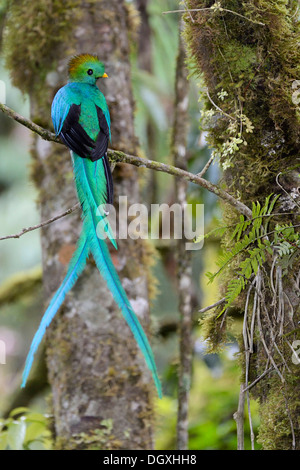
top-left (87, 69), bottom-right (93, 75)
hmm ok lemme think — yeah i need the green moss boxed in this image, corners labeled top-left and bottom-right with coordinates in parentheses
top-left (0, 266), bottom-right (42, 305)
top-left (3, 0), bottom-right (81, 119)
top-left (257, 369), bottom-right (300, 450)
top-left (0, 0), bottom-right (8, 50)
top-left (221, 40), bottom-right (257, 77)
top-left (184, 0), bottom-right (300, 200)
top-left (198, 306), bottom-right (228, 352)
top-left (55, 419), bottom-right (123, 450)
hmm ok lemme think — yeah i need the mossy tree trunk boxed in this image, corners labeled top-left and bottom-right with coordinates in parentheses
top-left (4, 0), bottom-right (155, 449)
top-left (184, 0), bottom-right (300, 449)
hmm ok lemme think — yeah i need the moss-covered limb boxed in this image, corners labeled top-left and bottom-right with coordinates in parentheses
top-left (0, 103), bottom-right (252, 217)
top-left (184, 0), bottom-right (300, 449)
top-left (0, 267), bottom-right (42, 306)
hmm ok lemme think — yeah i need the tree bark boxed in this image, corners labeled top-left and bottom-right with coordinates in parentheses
top-left (4, 0), bottom-right (155, 450)
top-left (171, 28), bottom-right (192, 451)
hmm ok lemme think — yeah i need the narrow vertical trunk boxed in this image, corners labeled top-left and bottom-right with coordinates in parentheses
top-left (172, 29), bottom-right (192, 450)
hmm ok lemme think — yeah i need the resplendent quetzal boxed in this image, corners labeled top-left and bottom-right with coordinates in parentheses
top-left (21, 54), bottom-right (162, 398)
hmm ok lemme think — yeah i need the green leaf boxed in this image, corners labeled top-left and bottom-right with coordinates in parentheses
top-left (24, 412), bottom-right (48, 424)
top-left (9, 407), bottom-right (30, 418)
top-left (244, 261), bottom-right (252, 279)
top-left (0, 431), bottom-right (8, 450)
top-left (7, 420), bottom-right (26, 450)
top-left (251, 256), bottom-right (258, 275)
top-left (25, 422), bottom-right (49, 443)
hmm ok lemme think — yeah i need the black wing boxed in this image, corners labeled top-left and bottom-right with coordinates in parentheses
top-left (60, 103), bottom-right (113, 204)
top-left (102, 152), bottom-right (114, 205)
top-left (90, 106), bottom-right (110, 162)
top-left (60, 104), bottom-right (95, 158)
top-left (92, 106), bottom-right (113, 204)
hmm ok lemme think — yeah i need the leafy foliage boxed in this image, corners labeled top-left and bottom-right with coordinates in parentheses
top-left (155, 352), bottom-right (261, 450)
top-left (200, 194), bottom-right (300, 315)
top-left (0, 408), bottom-right (52, 450)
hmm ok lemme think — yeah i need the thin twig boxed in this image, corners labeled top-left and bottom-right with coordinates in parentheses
top-left (205, 89), bottom-right (236, 121)
top-left (197, 152), bottom-right (216, 178)
top-left (242, 365), bottom-right (281, 392)
top-left (242, 277), bottom-right (256, 449)
top-left (233, 384), bottom-right (245, 450)
top-left (290, 4), bottom-right (299, 19)
top-left (0, 103), bottom-right (252, 218)
top-left (198, 297), bottom-right (226, 314)
top-left (0, 204), bottom-right (80, 241)
top-left (162, 7), bottom-right (265, 26)
top-left (183, 1), bottom-right (195, 23)
top-left (243, 279), bottom-right (254, 353)
top-left (256, 271), bottom-right (284, 383)
top-left (282, 387), bottom-right (296, 450)
top-left (276, 172), bottom-right (300, 211)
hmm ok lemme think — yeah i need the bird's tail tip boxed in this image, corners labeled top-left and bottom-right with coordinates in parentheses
top-left (20, 377), bottom-right (27, 389)
top-left (154, 376), bottom-right (163, 399)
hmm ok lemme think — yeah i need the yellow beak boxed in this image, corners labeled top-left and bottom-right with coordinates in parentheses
top-left (102, 73), bottom-right (108, 78)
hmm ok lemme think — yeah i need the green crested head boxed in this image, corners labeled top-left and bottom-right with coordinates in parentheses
top-left (68, 53), bottom-right (108, 84)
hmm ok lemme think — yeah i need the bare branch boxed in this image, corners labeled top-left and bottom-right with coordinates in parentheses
top-left (110, 149), bottom-right (252, 218)
top-left (198, 297), bottom-right (226, 314)
top-left (242, 365), bottom-right (281, 393)
top-left (183, 1), bottom-right (195, 23)
top-left (197, 152), bottom-right (217, 178)
top-left (0, 204), bottom-right (80, 241)
top-left (0, 103), bottom-right (59, 143)
top-left (233, 384), bottom-right (246, 450)
top-left (276, 172), bottom-right (300, 211)
top-left (0, 103), bottom-right (252, 218)
top-left (205, 89), bottom-right (236, 121)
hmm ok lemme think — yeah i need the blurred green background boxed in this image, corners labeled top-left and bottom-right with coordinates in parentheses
top-left (0, 0), bottom-right (260, 450)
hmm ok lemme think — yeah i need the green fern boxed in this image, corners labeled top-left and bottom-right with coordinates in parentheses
top-left (204, 194), bottom-right (299, 316)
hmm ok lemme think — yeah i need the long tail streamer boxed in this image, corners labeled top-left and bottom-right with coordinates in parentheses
top-left (22, 154), bottom-right (162, 397)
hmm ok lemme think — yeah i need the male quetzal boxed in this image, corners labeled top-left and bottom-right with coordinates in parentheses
top-left (21, 54), bottom-right (162, 398)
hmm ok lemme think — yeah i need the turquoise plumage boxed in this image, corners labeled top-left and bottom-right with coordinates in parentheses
top-left (21, 54), bottom-right (162, 398)
top-left (21, 235), bottom-right (89, 388)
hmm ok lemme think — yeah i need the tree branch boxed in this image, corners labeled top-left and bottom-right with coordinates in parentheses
top-left (0, 103), bottom-right (60, 143)
top-left (0, 204), bottom-right (79, 241)
top-left (198, 297), bottom-right (226, 314)
top-left (109, 150), bottom-right (252, 217)
top-left (0, 103), bottom-right (252, 218)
